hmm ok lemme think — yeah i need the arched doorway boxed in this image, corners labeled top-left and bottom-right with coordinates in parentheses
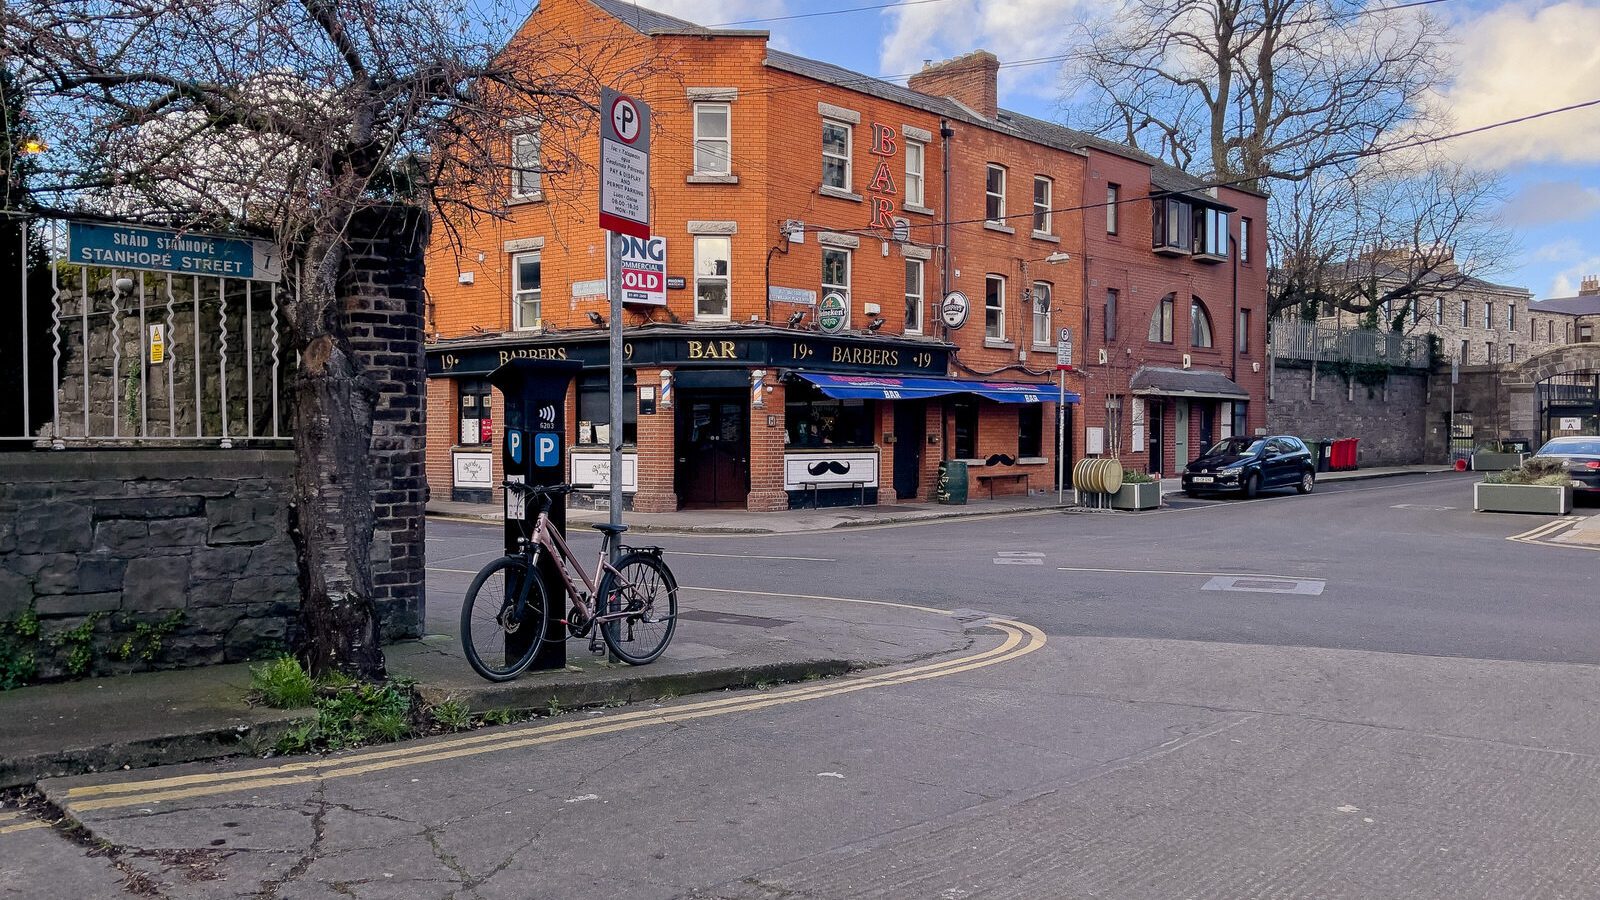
top-left (1505, 344), bottom-right (1600, 444)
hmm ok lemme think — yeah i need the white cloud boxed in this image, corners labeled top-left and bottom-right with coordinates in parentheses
top-left (1528, 238), bottom-right (1600, 296)
top-left (879, 0), bottom-right (1089, 98)
top-left (1437, 1), bottom-right (1600, 166)
top-left (634, 0), bottom-right (787, 29)
top-left (1501, 179), bottom-right (1600, 225)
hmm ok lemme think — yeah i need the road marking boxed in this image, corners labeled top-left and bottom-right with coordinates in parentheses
top-left (667, 550), bottom-right (835, 562)
top-left (1390, 503), bottom-right (1454, 511)
top-left (1057, 565), bottom-right (1319, 581)
top-left (1507, 516), bottom-right (1598, 552)
top-left (426, 566), bottom-right (480, 575)
top-left (994, 551), bottom-right (1045, 566)
top-left (1202, 575), bottom-right (1327, 596)
top-left (60, 596), bottom-right (1045, 813)
top-left (0, 809), bottom-right (45, 836)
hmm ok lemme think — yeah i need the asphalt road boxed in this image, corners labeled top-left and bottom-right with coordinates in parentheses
top-left (9, 473), bottom-right (1600, 899)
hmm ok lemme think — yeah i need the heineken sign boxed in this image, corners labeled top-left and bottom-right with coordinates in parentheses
top-left (67, 221), bottom-right (283, 282)
top-left (818, 292), bottom-right (849, 334)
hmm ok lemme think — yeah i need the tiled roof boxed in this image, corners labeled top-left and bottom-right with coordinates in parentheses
top-left (1531, 295), bottom-right (1600, 316)
top-left (1130, 366), bottom-right (1249, 399)
top-left (587, 0), bottom-right (1235, 199)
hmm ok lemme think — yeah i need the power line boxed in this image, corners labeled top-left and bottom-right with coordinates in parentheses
top-left (705, 0), bottom-right (955, 28)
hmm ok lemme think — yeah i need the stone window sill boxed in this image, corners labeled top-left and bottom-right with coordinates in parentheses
top-left (687, 174), bottom-right (739, 184)
top-left (507, 194), bottom-right (544, 206)
top-left (904, 203), bottom-right (935, 216)
top-left (820, 185), bottom-right (862, 202)
top-left (984, 338), bottom-right (1014, 349)
top-left (1031, 231), bottom-right (1060, 243)
top-left (983, 221), bottom-right (1015, 235)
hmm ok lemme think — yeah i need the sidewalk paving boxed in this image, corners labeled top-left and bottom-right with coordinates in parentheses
top-left (1555, 509), bottom-right (1600, 546)
top-left (0, 587), bottom-right (972, 789)
top-left (429, 494), bottom-right (1065, 533)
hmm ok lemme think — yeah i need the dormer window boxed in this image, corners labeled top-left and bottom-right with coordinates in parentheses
top-left (1194, 208), bottom-right (1228, 260)
top-left (1152, 197), bottom-right (1191, 255)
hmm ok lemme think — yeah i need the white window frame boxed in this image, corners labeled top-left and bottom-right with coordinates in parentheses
top-left (904, 258), bottom-right (924, 334)
top-left (692, 102), bottom-right (731, 176)
top-left (1106, 183), bottom-right (1119, 234)
top-left (512, 251), bottom-right (541, 330)
top-left (1031, 281), bottom-right (1052, 345)
top-left (1459, 301), bottom-right (1468, 327)
top-left (1239, 216), bottom-right (1250, 262)
top-left (822, 247), bottom-right (851, 307)
top-left (822, 119), bottom-right (853, 191)
top-left (1483, 302), bottom-right (1492, 330)
top-left (985, 164), bottom-right (1006, 224)
top-left (1507, 303), bottom-right (1516, 331)
top-left (904, 141), bottom-right (925, 207)
top-left (985, 274), bottom-right (1006, 340)
top-left (1032, 176), bottom-right (1052, 235)
top-left (693, 236), bottom-right (731, 321)
top-left (511, 131), bottom-right (541, 200)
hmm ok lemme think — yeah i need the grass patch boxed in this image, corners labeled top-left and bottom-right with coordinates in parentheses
top-left (249, 655), bottom-right (316, 709)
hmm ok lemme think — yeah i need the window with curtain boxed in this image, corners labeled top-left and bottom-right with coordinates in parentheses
top-left (1031, 282), bottom-right (1051, 345)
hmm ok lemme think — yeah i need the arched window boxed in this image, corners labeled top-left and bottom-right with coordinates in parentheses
top-left (1148, 293), bottom-right (1175, 343)
top-left (1190, 297), bottom-right (1214, 348)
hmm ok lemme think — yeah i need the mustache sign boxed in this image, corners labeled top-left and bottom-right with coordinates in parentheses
top-left (807, 460), bottom-right (853, 477)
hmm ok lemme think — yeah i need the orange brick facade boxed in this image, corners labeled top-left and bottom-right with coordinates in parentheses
top-left (423, 0), bottom-right (1263, 512)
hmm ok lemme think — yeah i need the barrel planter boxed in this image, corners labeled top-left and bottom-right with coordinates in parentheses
top-left (1473, 482), bottom-right (1573, 515)
top-left (1110, 481), bottom-right (1162, 510)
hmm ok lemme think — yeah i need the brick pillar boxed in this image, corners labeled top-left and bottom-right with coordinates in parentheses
top-left (633, 367), bottom-right (678, 512)
top-left (920, 401), bottom-right (942, 500)
top-left (343, 205), bottom-right (428, 641)
top-left (747, 373), bottom-right (788, 511)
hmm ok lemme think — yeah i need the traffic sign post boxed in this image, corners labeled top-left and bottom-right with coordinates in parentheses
top-left (599, 87), bottom-right (651, 539)
top-left (1055, 327), bottom-right (1073, 506)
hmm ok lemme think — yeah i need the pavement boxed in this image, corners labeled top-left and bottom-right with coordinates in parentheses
top-left (0, 586), bottom-right (972, 790)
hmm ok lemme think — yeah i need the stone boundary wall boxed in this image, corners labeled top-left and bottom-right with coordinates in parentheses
top-left (1266, 361), bottom-right (1433, 466)
top-left (0, 450), bottom-right (298, 679)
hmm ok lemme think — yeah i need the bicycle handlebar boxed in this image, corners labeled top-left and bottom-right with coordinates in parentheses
top-left (501, 481), bottom-right (594, 496)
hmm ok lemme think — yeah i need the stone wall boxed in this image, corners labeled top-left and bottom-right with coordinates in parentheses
top-left (0, 450), bottom-right (298, 679)
top-left (1266, 360), bottom-right (1434, 466)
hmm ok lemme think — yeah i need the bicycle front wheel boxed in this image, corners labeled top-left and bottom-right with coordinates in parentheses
top-left (598, 552), bottom-right (679, 665)
top-left (460, 556), bottom-right (547, 682)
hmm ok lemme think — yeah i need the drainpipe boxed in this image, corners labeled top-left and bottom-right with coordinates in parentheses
top-left (939, 117), bottom-right (954, 462)
top-left (1230, 232), bottom-right (1239, 385)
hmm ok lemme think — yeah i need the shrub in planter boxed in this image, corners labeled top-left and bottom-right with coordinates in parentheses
top-left (1476, 458), bottom-right (1574, 514)
top-left (1111, 470), bottom-right (1162, 510)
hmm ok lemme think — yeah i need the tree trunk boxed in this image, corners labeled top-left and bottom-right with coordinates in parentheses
top-left (290, 237), bottom-right (386, 680)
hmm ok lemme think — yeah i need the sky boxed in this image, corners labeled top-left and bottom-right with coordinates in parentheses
top-left (635, 0), bottom-right (1600, 300)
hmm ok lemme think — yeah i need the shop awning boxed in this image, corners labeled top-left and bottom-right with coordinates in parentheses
top-left (797, 373), bottom-right (1079, 404)
top-left (1129, 366), bottom-right (1249, 400)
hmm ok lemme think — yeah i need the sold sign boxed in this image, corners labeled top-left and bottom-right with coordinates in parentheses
top-left (618, 235), bottom-right (667, 307)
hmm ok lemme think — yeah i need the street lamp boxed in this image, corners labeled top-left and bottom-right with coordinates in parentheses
top-left (1043, 251), bottom-right (1071, 265)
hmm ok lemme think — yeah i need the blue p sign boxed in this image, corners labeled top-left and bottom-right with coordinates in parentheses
top-left (507, 430), bottom-right (523, 465)
top-left (534, 432), bottom-right (560, 468)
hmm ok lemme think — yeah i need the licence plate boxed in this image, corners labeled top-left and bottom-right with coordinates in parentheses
top-left (1193, 476), bottom-right (1214, 484)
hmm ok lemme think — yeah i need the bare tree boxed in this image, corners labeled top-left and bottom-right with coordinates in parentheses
top-left (3, 0), bottom-right (652, 676)
top-left (1067, 0), bottom-right (1449, 188)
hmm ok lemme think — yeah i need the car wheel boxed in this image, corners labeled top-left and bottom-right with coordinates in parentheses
top-left (1243, 473), bottom-right (1260, 499)
top-left (1297, 471), bottom-right (1314, 494)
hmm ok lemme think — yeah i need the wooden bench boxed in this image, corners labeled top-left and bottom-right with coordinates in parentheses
top-left (800, 481), bottom-right (867, 508)
top-left (973, 471), bottom-right (1028, 500)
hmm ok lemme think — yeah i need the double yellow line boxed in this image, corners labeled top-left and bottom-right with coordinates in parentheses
top-left (0, 808), bottom-right (45, 836)
top-left (1507, 516), bottom-right (1588, 549)
top-left (59, 616), bottom-right (1046, 815)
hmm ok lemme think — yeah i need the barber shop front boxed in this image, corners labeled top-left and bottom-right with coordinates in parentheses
top-left (426, 323), bottom-right (1073, 513)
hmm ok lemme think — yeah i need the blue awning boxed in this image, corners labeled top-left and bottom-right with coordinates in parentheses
top-left (797, 373), bottom-right (1079, 404)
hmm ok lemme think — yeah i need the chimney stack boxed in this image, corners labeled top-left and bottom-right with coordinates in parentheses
top-left (1580, 274), bottom-right (1600, 296)
top-left (908, 50), bottom-right (1000, 119)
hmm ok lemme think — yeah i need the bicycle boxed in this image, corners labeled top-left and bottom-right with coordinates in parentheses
top-left (460, 481), bottom-right (679, 682)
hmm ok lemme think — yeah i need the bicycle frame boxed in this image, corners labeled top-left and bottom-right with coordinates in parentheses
top-left (527, 511), bottom-right (629, 623)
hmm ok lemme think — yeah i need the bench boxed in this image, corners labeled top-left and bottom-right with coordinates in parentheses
top-left (973, 471), bottom-right (1028, 500)
top-left (800, 481), bottom-right (867, 508)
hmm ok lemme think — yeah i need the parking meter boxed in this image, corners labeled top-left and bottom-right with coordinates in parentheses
top-left (490, 358), bottom-right (582, 671)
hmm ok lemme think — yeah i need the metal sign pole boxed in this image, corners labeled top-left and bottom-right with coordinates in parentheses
top-left (607, 231), bottom-right (624, 541)
top-left (1057, 369), bottom-right (1066, 506)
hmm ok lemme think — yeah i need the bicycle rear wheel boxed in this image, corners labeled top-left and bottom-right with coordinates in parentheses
top-left (460, 556), bottom-right (547, 682)
top-left (598, 552), bottom-right (678, 665)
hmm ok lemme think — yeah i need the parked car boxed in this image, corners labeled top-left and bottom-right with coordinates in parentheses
top-left (1530, 436), bottom-right (1600, 496)
top-left (1181, 435), bottom-right (1316, 499)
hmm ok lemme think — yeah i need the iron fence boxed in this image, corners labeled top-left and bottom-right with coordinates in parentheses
top-left (1, 215), bottom-right (292, 448)
top-left (1269, 317), bottom-right (1430, 369)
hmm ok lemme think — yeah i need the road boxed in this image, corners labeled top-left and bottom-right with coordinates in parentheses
top-left (8, 474), bottom-right (1600, 899)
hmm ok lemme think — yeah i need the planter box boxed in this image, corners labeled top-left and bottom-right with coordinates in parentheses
top-left (1110, 481), bottom-right (1162, 510)
top-left (1471, 451), bottom-right (1525, 472)
top-left (1474, 482), bottom-right (1573, 515)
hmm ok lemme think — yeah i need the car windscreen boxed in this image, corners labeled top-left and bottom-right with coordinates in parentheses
top-left (1538, 439), bottom-right (1600, 456)
top-left (1204, 438), bottom-right (1262, 457)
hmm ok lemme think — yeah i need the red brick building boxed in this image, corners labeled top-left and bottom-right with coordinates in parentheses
top-left (423, 0), bottom-right (1264, 512)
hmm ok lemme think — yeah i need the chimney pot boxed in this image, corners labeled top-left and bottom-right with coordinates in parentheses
top-left (1580, 274), bottom-right (1600, 296)
top-left (907, 49), bottom-right (1001, 119)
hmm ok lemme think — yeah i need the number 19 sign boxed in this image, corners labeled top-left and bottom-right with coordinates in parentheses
top-left (599, 87), bottom-right (651, 239)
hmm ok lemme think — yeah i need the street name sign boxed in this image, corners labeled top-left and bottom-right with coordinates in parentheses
top-left (67, 221), bottom-right (282, 282)
top-left (598, 87), bottom-right (651, 239)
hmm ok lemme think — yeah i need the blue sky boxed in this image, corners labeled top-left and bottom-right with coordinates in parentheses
top-left (644, 0), bottom-right (1600, 299)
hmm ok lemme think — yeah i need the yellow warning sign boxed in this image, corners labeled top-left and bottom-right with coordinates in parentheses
top-left (148, 324), bottom-right (165, 364)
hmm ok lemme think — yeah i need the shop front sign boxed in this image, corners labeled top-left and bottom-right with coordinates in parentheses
top-left (941, 291), bottom-right (970, 329)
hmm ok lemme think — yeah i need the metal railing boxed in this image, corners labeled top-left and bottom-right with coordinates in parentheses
top-left (2, 216), bottom-right (291, 448)
top-left (1269, 318), bottom-right (1430, 369)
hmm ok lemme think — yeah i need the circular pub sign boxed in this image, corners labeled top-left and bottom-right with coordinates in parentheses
top-left (818, 291), bottom-right (849, 334)
top-left (941, 290), bottom-right (970, 329)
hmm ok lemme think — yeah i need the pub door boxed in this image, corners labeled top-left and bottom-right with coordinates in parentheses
top-left (676, 391), bottom-right (750, 509)
top-left (893, 401), bottom-right (926, 500)
top-left (1147, 401), bottom-right (1165, 474)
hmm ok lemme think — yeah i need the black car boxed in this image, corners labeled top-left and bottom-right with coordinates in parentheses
top-left (1181, 435), bottom-right (1316, 498)
top-left (1531, 436), bottom-right (1600, 496)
